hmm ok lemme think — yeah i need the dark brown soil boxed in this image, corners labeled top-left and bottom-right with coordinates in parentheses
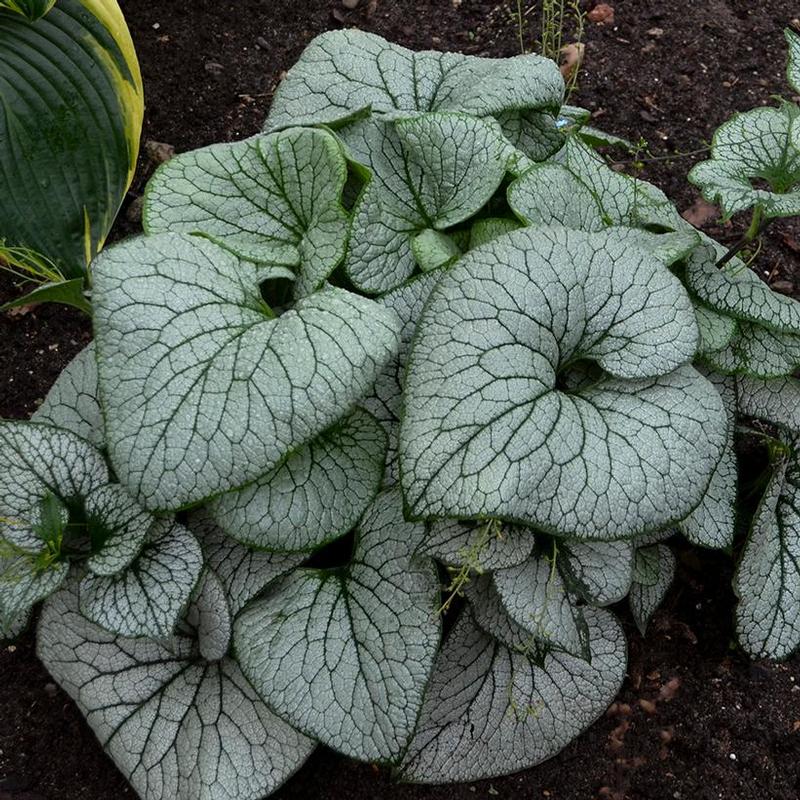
top-left (2, 2), bottom-right (800, 799)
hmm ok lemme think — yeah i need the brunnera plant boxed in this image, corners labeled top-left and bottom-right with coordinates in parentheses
top-left (2, 27), bottom-right (800, 800)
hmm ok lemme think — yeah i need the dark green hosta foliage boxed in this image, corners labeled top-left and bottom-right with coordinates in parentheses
top-left (3, 28), bottom-right (800, 800)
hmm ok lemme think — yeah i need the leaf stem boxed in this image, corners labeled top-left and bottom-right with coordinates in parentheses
top-left (716, 205), bottom-right (769, 269)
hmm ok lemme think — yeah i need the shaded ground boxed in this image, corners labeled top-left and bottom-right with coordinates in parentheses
top-left (1, 1), bottom-right (799, 799)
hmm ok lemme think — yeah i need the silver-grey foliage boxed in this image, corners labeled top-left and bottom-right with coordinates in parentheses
top-left (4, 27), bottom-right (800, 800)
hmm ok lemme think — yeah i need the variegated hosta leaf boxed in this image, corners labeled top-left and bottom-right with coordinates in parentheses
top-left (493, 551), bottom-right (589, 657)
top-left (508, 163), bottom-right (606, 231)
top-left (421, 520), bottom-right (535, 572)
top-left (702, 320), bottom-right (800, 378)
top-left (694, 303), bottom-right (737, 356)
top-left (38, 581), bottom-right (315, 800)
top-left (556, 137), bottom-right (683, 230)
top-left (93, 233), bottom-right (400, 511)
top-left (143, 128), bottom-right (349, 298)
top-left (210, 408), bottom-right (386, 552)
top-left (469, 217), bottom-right (521, 249)
top-left (679, 369), bottom-right (737, 549)
top-left (83, 483), bottom-right (153, 576)
top-left (32, 343), bottom-right (103, 448)
top-left (495, 108), bottom-right (564, 162)
top-left (689, 104), bottom-right (800, 220)
top-left (734, 436), bottom-right (800, 659)
top-left (401, 226), bottom-right (727, 538)
top-left (0, 0), bottom-right (143, 278)
top-left (685, 241), bottom-right (800, 335)
top-left (360, 270), bottom-right (442, 485)
top-left (341, 113), bottom-right (512, 293)
top-left (0, 421), bottom-right (108, 548)
top-left (235, 489), bottom-right (441, 763)
top-left (0, 1), bottom-right (55, 20)
top-left (190, 510), bottom-right (304, 616)
top-left (79, 520), bottom-right (203, 639)
top-left (787, 28), bottom-right (800, 94)
top-left (397, 607), bottom-right (626, 783)
top-left (264, 29), bottom-right (563, 131)
top-left (629, 544), bottom-right (676, 635)
top-left (559, 539), bottom-right (634, 606)
top-left (737, 374), bottom-right (800, 432)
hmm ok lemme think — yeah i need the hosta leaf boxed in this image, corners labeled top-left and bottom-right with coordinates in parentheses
top-left (0, 1), bottom-right (55, 21)
top-left (688, 104), bottom-right (800, 219)
top-left (495, 108), bottom-right (564, 162)
top-left (401, 226), bottom-right (726, 538)
top-left (341, 113), bottom-right (511, 293)
top-left (559, 539), bottom-right (634, 606)
top-left (144, 128), bottom-right (349, 298)
top-left (679, 369), bottom-right (737, 549)
top-left (493, 551), bottom-right (589, 657)
top-left (209, 408), bottom-right (386, 553)
top-left (702, 321), bottom-right (800, 378)
top-left (79, 520), bottom-right (203, 638)
top-left (32, 344), bottom-right (103, 448)
top-left (397, 607), bottom-right (626, 783)
top-left (694, 304), bottom-right (737, 355)
top-left (508, 163), bottom-right (606, 231)
top-left (629, 544), bottom-right (676, 635)
top-left (235, 490), bottom-right (441, 763)
top-left (556, 137), bottom-right (682, 230)
top-left (469, 217), bottom-right (521, 249)
top-left (787, 28), bottom-right (800, 94)
top-left (83, 484), bottom-right (153, 576)
top-left (360, 270), bottom-right (442, 485)
top-left (190, 510), bottom-right (304, 616)
top-left (0, 0), bottom-right (142, 278)
top-left (421, 520), bottom-right (535, 572)
top-left (685, 241), bottom-right (800, 334)
top-left (0, 278), bottom-right (91, 315)
top-left (734, 437), bottom-right (800, 659)
top-left (38, 581), bottom-right (315, 800)
top-left (737, 375), bottom-right (800, 432)
top-left (264, 29), bottom-right (563, 131)
top-left (0, 421), bottom-right (108, 547)
top-left (93, 233), bottom-right (400, 511)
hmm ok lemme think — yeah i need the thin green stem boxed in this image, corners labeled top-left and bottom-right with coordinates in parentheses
top-left (716, 205), bottom-right (770, 269)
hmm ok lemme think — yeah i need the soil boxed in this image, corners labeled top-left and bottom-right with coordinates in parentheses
top-left (1, 1), bottom-right (800, 799)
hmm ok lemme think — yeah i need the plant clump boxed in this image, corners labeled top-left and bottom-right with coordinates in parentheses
top-left (2, 27), bottom-right (800, 800)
